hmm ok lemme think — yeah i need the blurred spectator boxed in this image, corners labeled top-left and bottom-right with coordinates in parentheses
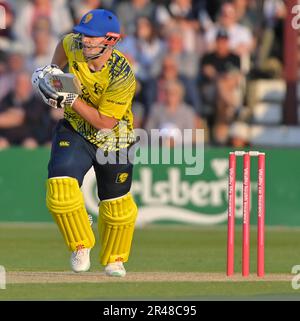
top-left (0, 1), bottom-right (16, 51)
top-left (156, 0), bottom-right (200, 26)
top-left (156, 0), bottom-right (203, 53)
top-left (156, 55), bottom-right (201, 115)
top-left (0, 71), bottom-right (56, 148)
top-left (70, 0), bottom-right (103, 24)
top-left (156, 56), bottom-right (180, 103)
top-left (116, 34), bottom-right (138, 68)
top-left (119, 16), bottom-right (165, 120)
top-left (14, 0), bottom-right (73, 55)
top-left (116, 0), bottom-right (157, 36)
top-left (166, 30), bottom-right (199, 79)
top-left (263, 0), bottom-right (286, 28)
top-left (233, 0), bottom-right (260, 33)
top-left (26, 27), bottom-right (57, 73)
top-left (145, 79), bottom-right (203, 146)
top-left (134, 17), bottom-right (165, 82)
top-left (205, 2), bottom-right (254, 73)
top-left (192, 0), bottom-right (214, 33)
top-left (163, 30), bottom-right (201, 112)
top-left (0, 47), bottom-right (26, 102)
top-left (201, 29), bottom-right (242, 145)
top-left (253, 0), bottom-right (286, 78)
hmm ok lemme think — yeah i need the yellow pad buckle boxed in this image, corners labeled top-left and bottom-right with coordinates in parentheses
top-left (46, 177), bottom-right (95, 251)
top-left (99, 193), bottom-right (138, 265)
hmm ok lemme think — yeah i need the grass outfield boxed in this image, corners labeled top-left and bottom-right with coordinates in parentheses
top-left (0, 223), bottom-right (299, 300)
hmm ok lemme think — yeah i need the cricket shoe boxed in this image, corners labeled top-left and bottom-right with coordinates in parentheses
top-left (104, 262), bottom-right (126, 277)
top-left (70, 246), bottom-right (91, 273)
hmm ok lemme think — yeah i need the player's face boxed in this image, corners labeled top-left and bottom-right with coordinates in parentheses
top-left (81, 36), bottom-right (107, 60)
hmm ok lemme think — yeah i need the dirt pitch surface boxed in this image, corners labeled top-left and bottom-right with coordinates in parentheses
top-left (7, 272), bottom-right (292, 284)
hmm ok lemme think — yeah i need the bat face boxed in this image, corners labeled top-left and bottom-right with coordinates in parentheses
top-left (46, 73), bottom-right (82, 95)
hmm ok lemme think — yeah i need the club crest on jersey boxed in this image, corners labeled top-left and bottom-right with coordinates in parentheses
top-left (116, 173), bottom-right (129, 184)
top-left (84, 13), bottom-right (93, 24)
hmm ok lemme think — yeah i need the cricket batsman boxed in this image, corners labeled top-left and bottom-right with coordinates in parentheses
top-left (31, 9), bottom-right (137, 277)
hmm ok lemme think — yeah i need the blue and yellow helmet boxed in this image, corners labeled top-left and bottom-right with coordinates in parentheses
top-left (73, 9), bottom-right (120, 37)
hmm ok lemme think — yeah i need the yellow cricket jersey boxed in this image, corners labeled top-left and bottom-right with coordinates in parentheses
top-left (62, 33), bottom-right (136, 151)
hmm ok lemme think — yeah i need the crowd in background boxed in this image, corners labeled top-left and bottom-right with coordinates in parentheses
top-left (0, 0), bottom-right (287, 149)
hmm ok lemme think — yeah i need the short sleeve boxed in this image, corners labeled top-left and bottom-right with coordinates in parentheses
top-left (62, 34), bottom-right (73, 58)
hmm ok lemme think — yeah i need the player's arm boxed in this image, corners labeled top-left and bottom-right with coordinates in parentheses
top-left (35, 75), bottom-right (116, 129)
top-left (72, 99), bottom-right (117, 130)
top-left (73, 74), bottom-right (136, 130)
top-left (50, 39), bottom-right (117, 129)
top-left (51, 39), bottom-right (68, 70)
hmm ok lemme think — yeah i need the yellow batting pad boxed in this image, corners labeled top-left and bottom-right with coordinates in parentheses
top-left (99, 193), bottom-right (138, 265)
top-left (46, 177), bottom-right (95, 251)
